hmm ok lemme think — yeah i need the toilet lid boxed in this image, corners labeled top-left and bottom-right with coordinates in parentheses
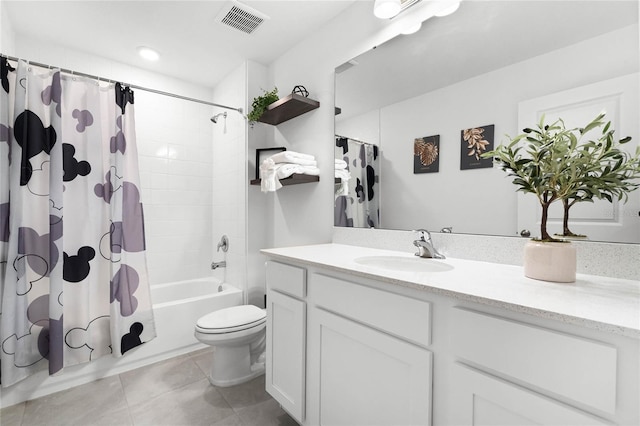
top-left (197, 305), bottom-right (266, 332)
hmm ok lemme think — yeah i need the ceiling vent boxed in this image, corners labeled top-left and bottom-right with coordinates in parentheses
top-left (215, 1), bottom-right (270, 34)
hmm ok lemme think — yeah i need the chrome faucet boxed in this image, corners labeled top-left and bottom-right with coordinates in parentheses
top-left (211, 261), bottom-right (226, 270)
top-left (413, 229), bottom-right (445, 259)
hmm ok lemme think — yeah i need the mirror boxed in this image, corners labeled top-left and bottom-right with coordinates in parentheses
top-left (335, 0), bottom-right (639, 243)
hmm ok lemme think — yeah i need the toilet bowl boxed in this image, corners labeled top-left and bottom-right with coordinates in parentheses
top-left (194, 304), bottom-right (267, 387)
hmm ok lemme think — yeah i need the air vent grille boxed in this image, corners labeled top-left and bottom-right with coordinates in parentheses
top-left (215, 1), bottom-right (270, 34)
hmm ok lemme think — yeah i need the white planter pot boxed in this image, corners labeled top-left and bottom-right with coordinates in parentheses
top-left (523, 240), bottom-right (576, 283)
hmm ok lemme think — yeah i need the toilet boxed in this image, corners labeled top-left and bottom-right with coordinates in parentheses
top-left (194, 304), bottom-right (267, 387)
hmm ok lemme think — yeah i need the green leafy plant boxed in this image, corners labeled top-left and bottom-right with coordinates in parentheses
top-left (558, 114), bottom-right (640, 237)
top-left (247, 87), bottom-right (279, 123)
top-left (482, 113), bottom-right (640, 242)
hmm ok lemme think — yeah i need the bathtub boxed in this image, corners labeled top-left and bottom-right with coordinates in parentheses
top-left (0, 277), bottom-right (243, 408)
top-left (143, 278), bottom-right (243, 357)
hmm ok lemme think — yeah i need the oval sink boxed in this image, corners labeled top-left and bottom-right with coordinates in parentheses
top-left (354, 256), bottom-right (454, 273)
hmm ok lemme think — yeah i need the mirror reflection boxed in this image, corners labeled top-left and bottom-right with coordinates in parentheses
top-left (334, 0), bottom-right (639, 243)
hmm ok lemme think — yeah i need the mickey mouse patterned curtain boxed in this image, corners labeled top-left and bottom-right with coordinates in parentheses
top-left (0, 58), bottom-right (156, 387)
top-left (335, 137), bottom-right (380, 228)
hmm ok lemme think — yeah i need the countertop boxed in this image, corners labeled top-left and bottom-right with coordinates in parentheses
top-left (261, 243), bottom-right (640, 338)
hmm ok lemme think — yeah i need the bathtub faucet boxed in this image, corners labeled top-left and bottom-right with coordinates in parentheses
top-left (211, 261), bottom-right (226, 270)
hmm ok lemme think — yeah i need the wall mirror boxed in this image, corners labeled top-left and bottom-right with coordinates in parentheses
top-left (334, 0), bottom-right (640, 243)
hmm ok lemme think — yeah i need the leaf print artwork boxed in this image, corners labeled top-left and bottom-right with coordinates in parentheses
top-left (463, 127), bottom-right (490, 160)
top-left (415, 138), bottom-right (438, 166)
top-left (414, 135), bottom-right (440, 174)
top-left (460, 125), bottom-right (494, 170)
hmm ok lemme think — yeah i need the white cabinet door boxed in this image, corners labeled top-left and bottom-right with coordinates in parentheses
top-left (308, 308), bottom-right (432, 426)
top-left (266, 290), bottom-right (306, 423)
top-left (448, 363), bottom-right (610, 426)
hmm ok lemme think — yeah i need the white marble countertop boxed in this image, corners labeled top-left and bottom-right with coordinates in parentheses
top-left (261, 243), bottom-right (640, 338)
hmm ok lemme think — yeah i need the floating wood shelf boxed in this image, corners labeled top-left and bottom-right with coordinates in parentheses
top-left (250, 174), bottom-right (320, 187)
top-left (258, 93), bottom-right (320, 125)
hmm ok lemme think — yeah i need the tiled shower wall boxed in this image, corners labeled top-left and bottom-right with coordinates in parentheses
top-left (135, 92), bottom-right (214, 284)
top-left (211, 63), bottom-right (248, 296)
top-left (12, 36), bottom-right (217, 286)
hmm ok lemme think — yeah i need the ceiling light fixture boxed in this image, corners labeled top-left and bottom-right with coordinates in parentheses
top-left (374, 0), bottom-right (402, 19)
top-left (434, 1), bottom-right (461, 17)
top-left (137, 46), bottom-right (160, 61)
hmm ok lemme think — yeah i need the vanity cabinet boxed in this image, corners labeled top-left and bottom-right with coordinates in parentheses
top-left (265, 261), bottom-right (307, 423)
top-left (306, 273), bottom-right (433, 425)
top-left (263, 248), bottom-right (639, 426)
top-left (447, 307), bottom-right (618, 425)
top-left (449, 364), bottom-right (609, 425)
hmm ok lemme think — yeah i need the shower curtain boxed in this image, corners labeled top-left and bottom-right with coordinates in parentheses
top-left (0, 58), bottom-right (156, 387)
top-left (335, 136), bottom-right (380, 228)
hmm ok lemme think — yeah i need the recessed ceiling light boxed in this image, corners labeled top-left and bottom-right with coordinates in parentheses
top-left (137, 46), bottom-right (160, 61)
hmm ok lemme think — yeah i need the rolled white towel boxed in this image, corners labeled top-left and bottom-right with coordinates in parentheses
top-left (269, 151), bottom-right (317, 166)
top-left (335, 159), bottom-right (348, 170)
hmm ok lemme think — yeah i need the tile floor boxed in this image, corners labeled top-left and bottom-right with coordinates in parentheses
top-left (0, 348), bottom-right (298, 426)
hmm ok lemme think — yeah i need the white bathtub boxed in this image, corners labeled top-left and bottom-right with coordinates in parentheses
top-left (146, 278), bottom-right (243, 355)
top-left (1, 277), bottom-right (243, 408)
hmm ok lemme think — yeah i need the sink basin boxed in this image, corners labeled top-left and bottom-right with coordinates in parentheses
top-left (354, 256), bottom-right (454, 273)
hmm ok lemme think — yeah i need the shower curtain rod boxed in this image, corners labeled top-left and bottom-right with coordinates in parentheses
top-left (335, 134), bottom-right (375, 146)
top-left (1, 54), bottom-right (244, 114)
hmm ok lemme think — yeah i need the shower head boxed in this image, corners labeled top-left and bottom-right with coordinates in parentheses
top-left (210, 112), bottom-right (227, 123)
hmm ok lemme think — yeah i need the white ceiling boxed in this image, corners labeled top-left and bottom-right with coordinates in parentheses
top-left (3, 0), bottom-right (358, 88)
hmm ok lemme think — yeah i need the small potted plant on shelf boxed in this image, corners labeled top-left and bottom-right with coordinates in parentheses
top-left (247, 87), bottom-right (279, 124)
top-left (482, 113), bottom-right (640, 283)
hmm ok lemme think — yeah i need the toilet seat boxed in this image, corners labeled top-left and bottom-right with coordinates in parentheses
top-left (196, 305), bottom-right (266, 335)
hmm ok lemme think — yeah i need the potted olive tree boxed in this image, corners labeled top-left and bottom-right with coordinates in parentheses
top-left (556, 116), bottom-right (640, 238)
top-left (482, 113), bottom-right (639, 283)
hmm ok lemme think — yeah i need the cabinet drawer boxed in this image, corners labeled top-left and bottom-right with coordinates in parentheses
top-left (451, 307), bottom-right (617, 415)
top-left (310, 273), bottom-right (431, 347)
top-left (266, 261), bottom-right (306, 298)
top-left (449, 363), bottom-right (610, 425)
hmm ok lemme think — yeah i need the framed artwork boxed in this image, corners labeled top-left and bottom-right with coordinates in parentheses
top-left (255, 147), bottom-right (286, 179)
top-left (414, 135), bottom-right (440, 174)
top-left (460, 124), bottom-right (494, 170)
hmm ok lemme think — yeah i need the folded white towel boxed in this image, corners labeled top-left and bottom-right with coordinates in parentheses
top-left (282, 151), bottom-right (315, 160)
top-left (269, 151), bottom-right (317, 166)
top-left (335, 168), bottom-right (351, 180)
top-left (276, 163), bottom-right (320, 180)
top-left (334, 168), bottom-right (351, 197)
top-left (260, 158), bottom-right (320, 192)
top-left (335, 159), bottom-right (348, 170)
